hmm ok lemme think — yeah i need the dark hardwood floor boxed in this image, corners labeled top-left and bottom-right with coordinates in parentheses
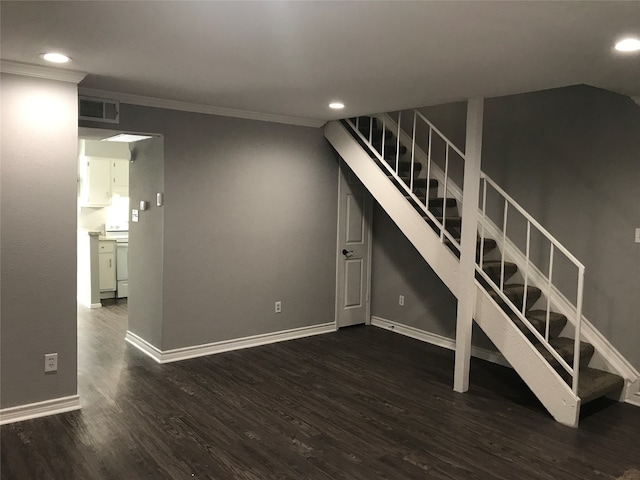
top-left (1, 303), bottom-right (639, 479)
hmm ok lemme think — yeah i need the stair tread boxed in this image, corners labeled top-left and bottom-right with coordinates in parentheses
top-left (508, 310), bottom-right (567, 341)
top-left (482, 260), bottom-right (518, 269)
top-left (391, 160), bottom-right (421, 171)
top-left (481, 261), bottom-right (518, 284)
top-left (427, 197), bottom-right (457, 208)
top-left (404, 178), bottom-right (437, 188)
top-left (572, 368), bottom-right (625, 404)
top-left (444, 237), bottom-right (498, 259)
top-left (535, 337), bottom-right (595, 368)
top-left (488, 284), bottom-right (542, 312)
top-left (427, 215), bottom-right (462, 225)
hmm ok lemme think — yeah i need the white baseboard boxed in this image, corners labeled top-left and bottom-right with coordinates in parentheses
top-left (626, 392), bottom-right (640, 408)
top-left (125, 330), bottom-right (163, 363)
top-left (370, 316), bottom-right (510, 368)
top-left (90, 302), bottom-right (102, 309)
top-left (0, 395), bottom-right (81, 426)
top-left (126, 322), bottom-right (336, 364)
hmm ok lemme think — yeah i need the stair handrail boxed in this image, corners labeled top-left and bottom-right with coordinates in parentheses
top-left (477, 173), bottom-right (586, 396)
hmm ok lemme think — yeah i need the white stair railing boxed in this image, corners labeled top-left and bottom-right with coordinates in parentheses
top-left (477, 175), bottom-right (585, 395)
top-left (343, 111), bottom-right (586, 397)
top-left (346, 113), bottom-right (463, 250)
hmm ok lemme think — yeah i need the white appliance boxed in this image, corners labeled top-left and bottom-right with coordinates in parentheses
top-left (116, 241), bottom-right (128, 298)
top-left (107, 230), bottom-right (129, 299)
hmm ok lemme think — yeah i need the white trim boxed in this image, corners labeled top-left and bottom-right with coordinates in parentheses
top-left (90, 303), bottom-right (102, 309)
top-left (125, 330), bottom-right (163, 363)
top-left (0, 395), bottom-right (81, 425)
top-left (334, 161), bottom-right (344, 327)
top-left (0, 60), bottom-right (87, 84)
top-left (365, 195), bottom-right (374, 326)
top-left (371, 316), bottom-right (510, 368)
top-left (78, 87), bottom-right (325, 128)
top-left (626, 392), bottom-right (640, 408)
top-left (126, 323), bottom-right (335, 364)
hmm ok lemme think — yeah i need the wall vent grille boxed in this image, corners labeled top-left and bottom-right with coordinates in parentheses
top-left (79, 96), bottom-right (120, 124)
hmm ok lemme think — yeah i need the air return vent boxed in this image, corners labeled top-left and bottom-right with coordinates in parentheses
top-left (79, 96), bottom-right (120, 124)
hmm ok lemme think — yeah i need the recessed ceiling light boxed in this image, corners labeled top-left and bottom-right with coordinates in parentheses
top-left (614, 38), bottom-right (640, 52)
top-left (329, 102), bottom-right (345, 110)
top-left (101, 133), bottom-right (153, 143)
top-left (40, 52), bottom-right (71, 63)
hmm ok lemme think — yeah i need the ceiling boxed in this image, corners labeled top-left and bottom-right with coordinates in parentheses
top-left (1, 1), bottom-right (639, 122)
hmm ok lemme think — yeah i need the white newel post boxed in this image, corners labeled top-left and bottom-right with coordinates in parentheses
top-left (453, 98), bottom-right (484, 393)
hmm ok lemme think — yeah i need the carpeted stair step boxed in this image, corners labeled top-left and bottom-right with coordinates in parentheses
top-left (425, 215), bottom-right (462, 236)
top-left (445, 237), bottom-right (498, 258)
top-left (536, 337), bottom-right (595, 371)
top-left (508, 310), bottom-right (567, 342)
top-left (373, 140), bottom-right (407, 156)
top-left (406, 191), bottom-right (453, 204)
top-left (481, 260), bottom-right (518, 285)
top-left (397, 177), bottom-right (438, 190)
top-left (565, 367), bottom-right (625, 404)
top-left (390, 160), bottom-right (421, 174)
top-left (427, 197), bottom-right (457, 209)
top-left (488, 284), bottom-right (542, 311)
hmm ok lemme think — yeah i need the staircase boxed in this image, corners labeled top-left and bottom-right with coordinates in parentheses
top-left (324, 113), bottom-right (628, 427)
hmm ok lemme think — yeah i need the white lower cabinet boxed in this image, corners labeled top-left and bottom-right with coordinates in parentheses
top-left (99, 241), bottom-right (116, 291)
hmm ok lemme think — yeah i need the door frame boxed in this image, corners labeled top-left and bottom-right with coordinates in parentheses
top-left (333, 158), bottom-right (374, 329)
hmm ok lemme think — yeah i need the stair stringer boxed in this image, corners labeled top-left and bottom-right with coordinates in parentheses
top-left (474, 284), bottom-right (580, 427)
top-left (326, 119), bottom-right (582, 427)
top-left (325, 120), bottom-right (460, 296)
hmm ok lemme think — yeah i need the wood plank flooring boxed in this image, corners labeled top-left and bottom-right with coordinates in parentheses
top-left (1, 302), bottom-right (639, 479)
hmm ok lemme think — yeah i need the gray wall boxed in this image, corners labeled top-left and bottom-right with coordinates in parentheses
top-left (84, 106), bottom-right (339, 351)
top-left (1, 74), bottom-right (79, 408)
top-left (372, 85), bottom-right (640, 370)
top-left (128, 137), bottom-right (164, 347)
top-left (370, 204), bottom-right (495, 351)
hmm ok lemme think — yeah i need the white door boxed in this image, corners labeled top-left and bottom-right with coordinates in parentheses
top-left (336, 160), bottom-right (372, 328)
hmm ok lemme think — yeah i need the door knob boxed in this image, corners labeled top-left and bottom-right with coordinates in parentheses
top-left (342, 249), bottom-right (353, 256)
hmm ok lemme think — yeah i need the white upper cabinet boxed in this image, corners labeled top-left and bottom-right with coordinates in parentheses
top-left (79, 140), bottom-right (130, 206)
top-left (111, 158), bottom-right (129, 197)
top-left (81, 156), bottom-right (112, 207)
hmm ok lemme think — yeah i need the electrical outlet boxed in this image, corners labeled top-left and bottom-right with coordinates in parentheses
top-left (44, 353), bottom-right (58, 373)
top-left (399, 295), bottom-right (405, 306)
top-left (275, 301), bottom-right (282, 314)
top-left (635, 228), bottom-right (640, 243)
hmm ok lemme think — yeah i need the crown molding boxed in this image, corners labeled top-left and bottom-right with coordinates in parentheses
top-left (0, 60), bottom-right (87, 84)
top-left (79, 87), bottom-right (326, 128)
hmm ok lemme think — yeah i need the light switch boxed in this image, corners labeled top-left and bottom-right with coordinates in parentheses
top-left (635, 228), bottom-right (640, 243)
top-left (132, 209), bottom-right (139, 223)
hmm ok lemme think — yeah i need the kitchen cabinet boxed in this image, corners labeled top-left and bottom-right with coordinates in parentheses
top-left (82, 157), bottom-right (112, 206)
top-left (111, 158), bottom-right (129, 197)
top-left (80, 156), bottom-right (129, 206)
top-left (99, 240), bottom-right (117, 292)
